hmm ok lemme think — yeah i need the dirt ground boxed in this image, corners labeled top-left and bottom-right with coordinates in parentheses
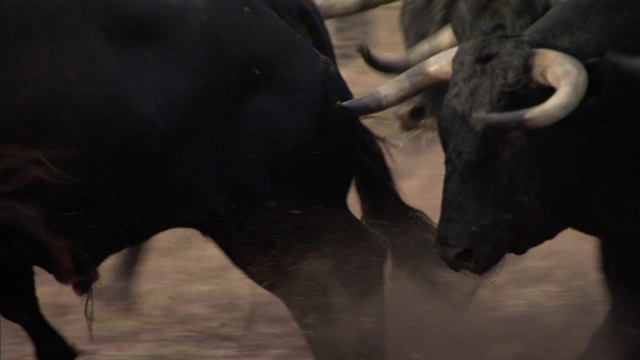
top-left (1, 5), bottom-right (609, 360)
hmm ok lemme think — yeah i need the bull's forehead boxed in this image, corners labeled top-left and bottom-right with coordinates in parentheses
top-left (445, 37), bottom-right (534, 112)
top-left (451, 0), bottom-right (552, 41)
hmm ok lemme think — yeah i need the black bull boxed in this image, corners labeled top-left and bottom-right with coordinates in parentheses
top-left (341, 0), bottom-right (640, 358)
top-left (437, 2), bottom-right (640, 358)
top-left (0, 1), bottom-right (437, 359)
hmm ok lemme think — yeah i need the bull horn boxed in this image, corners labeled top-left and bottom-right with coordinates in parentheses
top-left (360, 24), bottom-right (458, 73)
top-left (473, 49), bottom-right (588, 129)
top-left (607, 51), bottom-right (640, 75)
top-left (340, 47), bottom-right (457, 115)
top-left (313, 0), bottom-right (400, 19)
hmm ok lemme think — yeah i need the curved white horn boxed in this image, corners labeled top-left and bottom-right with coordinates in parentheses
top-left (473, 49), bottom-right (588, 129)
top-left (340, 47), bottom-right (457, 115)
top-left (360, 24), bottom-right (458, 73)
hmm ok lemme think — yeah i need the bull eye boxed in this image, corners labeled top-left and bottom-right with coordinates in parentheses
top-left (408, 105), bottom-right (426, 122)
top-left (475, 51), bottom-right (497, 64)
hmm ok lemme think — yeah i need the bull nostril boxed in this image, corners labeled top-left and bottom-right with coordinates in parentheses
top-left (453, 248), bottom-right (475, 266)
top-left (436, 244), bottom-right (476, 271)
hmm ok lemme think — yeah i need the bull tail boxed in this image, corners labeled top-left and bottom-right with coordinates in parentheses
top-left (353, 122), bottom-right (441, 281)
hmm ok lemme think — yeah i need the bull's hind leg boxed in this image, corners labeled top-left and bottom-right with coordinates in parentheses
top-left (209, 207), bottom-right (387, 360)
top-left (578, 238), bottom-right (640, 360)
top-left (0, 265), bottom-right (77, 360)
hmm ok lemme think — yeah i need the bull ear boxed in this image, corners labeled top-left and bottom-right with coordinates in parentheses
top-left (313, 0), bottom-right (400, 18)
top-left (339, 47), bottom-right (457, 116)
top-left (472, 49), bottom-right (588, 129)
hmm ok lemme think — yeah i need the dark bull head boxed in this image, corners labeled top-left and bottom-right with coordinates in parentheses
top-left (317, 0), bottom-right (557, 131)
top-left (340, 36), bottom-right (590, 274)
top-left (435, 37), bottom-right (590, 274)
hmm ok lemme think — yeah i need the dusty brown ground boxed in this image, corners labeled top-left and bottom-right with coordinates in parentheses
top-left (1, 5), bottom-right (608, 360)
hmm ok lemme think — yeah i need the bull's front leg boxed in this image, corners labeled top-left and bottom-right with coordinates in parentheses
top-left (97, 243), bottom-right (145, 304)
top-left (0, 265), bottom-right (78, 360)
top-left (578, 238), bottom-right (640, 360)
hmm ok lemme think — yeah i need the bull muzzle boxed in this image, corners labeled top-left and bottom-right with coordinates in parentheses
top-left (435, 244), bottom-right (475, 272)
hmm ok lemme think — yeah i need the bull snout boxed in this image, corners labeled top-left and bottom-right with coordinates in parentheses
top-left (435, 230), bottom-right (507, 275)
top-left (435, 243), bottom-right (477, 272)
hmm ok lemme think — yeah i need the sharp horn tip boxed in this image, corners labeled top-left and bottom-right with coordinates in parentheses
top-left (336, 100), bottom-right (361, 116)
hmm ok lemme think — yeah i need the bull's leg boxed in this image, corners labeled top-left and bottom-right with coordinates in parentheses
top-left (209, 207), bottom-right (387, 360)
top-left (578, 238), bottom-right (640, 360)
top-left (98, 244), bottom-right (145, 303)
top-left (0, 266), bottom-right (78, 360)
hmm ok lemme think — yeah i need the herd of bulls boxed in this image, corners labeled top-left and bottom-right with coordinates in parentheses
top-left (1, 0), bottom-right (638, 359)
